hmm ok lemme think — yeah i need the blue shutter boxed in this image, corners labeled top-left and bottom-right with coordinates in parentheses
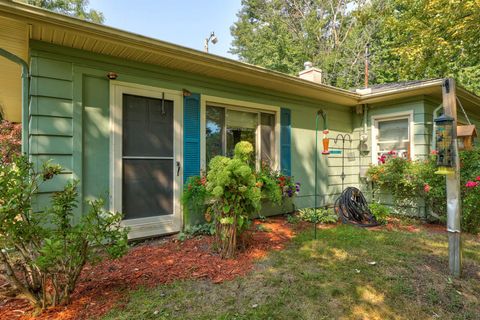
top-left (183, 93), bottom-right (201, 182)
top-left (280, 108), bottom-right (291, 176)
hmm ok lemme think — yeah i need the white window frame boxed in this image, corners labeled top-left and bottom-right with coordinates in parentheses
top-left (109, 81), bottom-right (183, 239)
top-left (371, 111), bottom-right (414, 164)
top-left (200, 95), bottom-right (281, 171)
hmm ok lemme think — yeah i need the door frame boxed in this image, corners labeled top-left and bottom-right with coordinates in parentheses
top-left (110, 81), bottom-right (183, 239)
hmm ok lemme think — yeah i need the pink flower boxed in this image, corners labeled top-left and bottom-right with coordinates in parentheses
top-left (465, 181), bottom-right (478, 188)
top-left (424, 183), bottom-right (430, 193)
top-left (476, 176), bottom-right (480, 181)
top-left (430, 150), bottom-right (438, 155)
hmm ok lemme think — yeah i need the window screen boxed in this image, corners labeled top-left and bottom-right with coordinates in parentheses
top-left (377, 118), bottom-right (410, 157)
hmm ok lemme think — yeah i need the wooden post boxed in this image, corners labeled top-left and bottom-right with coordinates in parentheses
top-left (442, 78), bottom-right (462, 277)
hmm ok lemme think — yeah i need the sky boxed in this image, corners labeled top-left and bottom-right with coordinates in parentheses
top-left (88, 0), bottom-right (242, 60)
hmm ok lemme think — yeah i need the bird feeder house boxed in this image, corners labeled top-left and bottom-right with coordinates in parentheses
top-left (457, 125), bottom-right (477, 151)
top-left (434, 114), bottom-right (455, 174)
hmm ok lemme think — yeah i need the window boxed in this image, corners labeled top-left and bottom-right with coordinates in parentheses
top-left (205, 105), bottom-right (276, 168)
top-left (373, 115), bottom-right (412, 161)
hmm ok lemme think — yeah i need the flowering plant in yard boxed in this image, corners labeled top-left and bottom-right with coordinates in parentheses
top-left (256, 162), bottom-right (300, 204)
top-left (206, 142), bottom-right (262, 258)
top-left (0, 156), bottom-right (129, 309)
top-left (368, 147), bottom-right (480, 233)
top-left (0, 120), bottom-right (21, 164)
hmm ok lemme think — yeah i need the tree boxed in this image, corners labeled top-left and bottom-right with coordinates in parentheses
top-left (230, 0), bottom-right (380, 88)
top-left (20, 0), bottom-right (104, 23)
top-left (369, 0), bottom-right (480, 94)
top-left (231, 0), bottom-right (480, 94)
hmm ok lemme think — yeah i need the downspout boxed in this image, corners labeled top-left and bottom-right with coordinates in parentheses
top-left (0, 48), bottom-right (29, 155)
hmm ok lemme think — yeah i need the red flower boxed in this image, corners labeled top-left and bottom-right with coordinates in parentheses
top-left (476, 176), bottom-right (480, 181)
top-left (431, 150), bottom-right (438, 155)
top-left (424, 183), bottom-right (430, 193)
top-left (465, 181), bottom-right (478, 188)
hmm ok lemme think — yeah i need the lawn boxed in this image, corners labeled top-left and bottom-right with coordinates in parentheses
top-left (103, 223), bottom-right (480, 320)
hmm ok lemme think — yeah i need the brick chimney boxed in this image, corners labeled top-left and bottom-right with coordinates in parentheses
top-left (298, 61), bottom-right (322, 84)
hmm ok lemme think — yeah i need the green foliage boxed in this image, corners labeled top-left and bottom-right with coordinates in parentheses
top-left (184, 223), bottom-right (216, 237)
top-left (367, 148), bottom-right (480, 233)
top-left (298, 207), bottom-right (338, 224)
top-left (369, 0), bottom-right (480, 94)
top-left (206, 142), bottom-right (262, 258)
top-left (0, 120), bottom-right (22, 164)
top-left (181, 175), bottom-right (208, 226)
top-left (0, 155), bottom-right (128, 308)
top-left (20, 0), bottom-right (104, 23)
top-left (231, 0), bottom-right (480, 95)
top-left (368, 202), bottom-right (391, 224)
top-left (231, 0), bottom-right (376, 88)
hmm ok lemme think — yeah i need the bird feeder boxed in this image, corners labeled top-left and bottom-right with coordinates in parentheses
top-left (457, 125), bottom-right (477, 151)
top-left (434, 114), bottom-right (455, 175)
top-left (322, 129), bottom-right (330, 155)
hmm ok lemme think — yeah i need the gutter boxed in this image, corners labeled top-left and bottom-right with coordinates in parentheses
top-left (0, 48), bottom-right (29, 155)
top-left (357, 79), bottom-right (444, 104)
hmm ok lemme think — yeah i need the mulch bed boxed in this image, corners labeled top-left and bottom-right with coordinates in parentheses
top-left (0, 217), bottom-right (301, 320)
top-left (0, 215), bottom-right (462, 320)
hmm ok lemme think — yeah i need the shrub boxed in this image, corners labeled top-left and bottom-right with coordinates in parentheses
top-left (181, 175), bottom-right (208, 226)
top-left (367, 148), bottom-right (480, 233)
top-left (0, 156), bottom-right (129, 309)
top-left (368, 202), bottom-right (391, 224)
top-left (298, 207), bottom-right (338, 224)
top-left (0, 120), bottom-right (21, 163)
top-left (256, 163), bottom-right (300, 205)
top-left (206, 142), bottom-right (262, 258)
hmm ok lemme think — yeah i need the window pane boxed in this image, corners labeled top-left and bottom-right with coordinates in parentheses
top-left (378, 118), bottom-right (408, 142)
top-left (206, 106), bottom-right (225, 165)
top-left (261, 113), bottom-right (275, 166)
top-left (226, 110), bottom-right (257, 158)
top-left (377, 118), bottom-right (409, 157)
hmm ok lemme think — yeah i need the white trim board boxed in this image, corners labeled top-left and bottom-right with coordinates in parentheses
top-left (109, 81), bottom-right (183, 239)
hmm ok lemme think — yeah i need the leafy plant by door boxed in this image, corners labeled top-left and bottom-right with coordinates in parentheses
top-left (0, 156), bottom-right (129, 309)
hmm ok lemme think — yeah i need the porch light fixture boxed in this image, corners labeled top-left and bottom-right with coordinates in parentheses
top-left (204, 32), bottom-right (218, 53)
top-left (107, 72), bottom-right (118, 80)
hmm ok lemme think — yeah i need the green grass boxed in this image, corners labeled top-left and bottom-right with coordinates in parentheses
top-left (103, 225), bottom-right (480, 320)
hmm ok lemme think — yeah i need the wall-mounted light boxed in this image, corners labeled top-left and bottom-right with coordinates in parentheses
top-left (107, 72), bottom-right (118, 80)
top-left (182, 89), bottom-right (192, 97)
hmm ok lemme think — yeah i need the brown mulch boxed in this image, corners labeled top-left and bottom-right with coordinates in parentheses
top-left (0, 217), bottom-right (299, 320)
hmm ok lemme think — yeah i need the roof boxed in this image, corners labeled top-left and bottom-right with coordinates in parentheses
top-left (457, 125), bottom-right (477, 137)
top-left (1, 0), bottom-right (480, 110)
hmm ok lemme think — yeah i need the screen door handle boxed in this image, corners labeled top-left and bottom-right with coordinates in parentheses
top-left (176, 161), bottom-right (181, 176)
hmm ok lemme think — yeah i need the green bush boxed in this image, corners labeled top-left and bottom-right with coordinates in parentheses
top-left (206, 142), bottom-right (262, 258)
top-left (0, 156), bottom-right (129, 309)
top-left (298, 207), bottom-right (338, 224)
top-left (181, 175), bottom-right (208, 226)
top-left (367, 148), bottom-right (480, 233)
top-left (368, 202), bottom-right (391, 224)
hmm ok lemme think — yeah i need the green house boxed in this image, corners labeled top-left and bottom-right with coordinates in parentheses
top-left (1, 1), bottom-right (480, 239)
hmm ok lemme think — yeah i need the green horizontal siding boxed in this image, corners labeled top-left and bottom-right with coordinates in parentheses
top-left (31, 155), bottom-right (73, 173)
top-left (29, 54), bottom-right (74, 200)
top-left (29, 135), bottom-right (73, 154)
top-left (30, 77), bottom-right (72, 99)
top-left (31, 56), bottom-right (73, 81)
top-left (29, 116), bottom-right (73, 136)
top-left (30, 96), bottom-right (73, 117)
